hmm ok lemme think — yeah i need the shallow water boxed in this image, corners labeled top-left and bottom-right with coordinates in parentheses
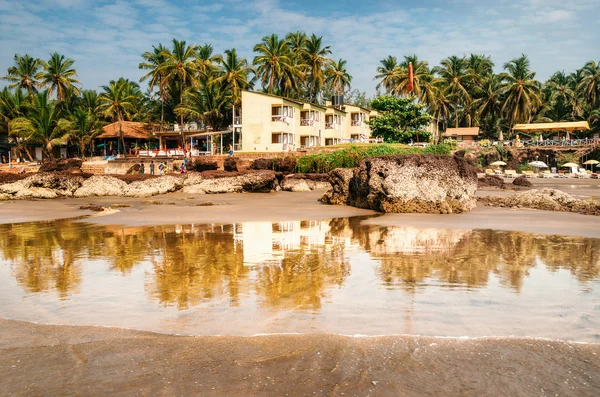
top-left (0, 217), bottom-right (599, 342)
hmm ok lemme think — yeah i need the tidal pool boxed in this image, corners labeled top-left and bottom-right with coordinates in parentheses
top-left (0, 217), bottom-right (598, 342)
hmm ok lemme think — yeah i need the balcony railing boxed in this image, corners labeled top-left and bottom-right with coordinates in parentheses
top-left (233, 116), bottom-right (242, 126)
top-left (325, 122), bottom-right (335, 129)
top-left (351, 120), bottom-right (363, 126)
top-left (300, 119), bottom-right (315, 126)
top-left (272, 115), bottom-right (291, 122)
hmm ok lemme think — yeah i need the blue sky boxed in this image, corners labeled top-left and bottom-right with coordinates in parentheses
top-left (1, 0), bottom-right (598, 95)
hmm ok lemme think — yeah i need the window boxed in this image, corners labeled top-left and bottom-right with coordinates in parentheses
top-left (351, 112), bottom-right (364, 126)
top-left (272, 105), bottom-right (293, 122)
top-left (325, 115), bottom-right (334, 129)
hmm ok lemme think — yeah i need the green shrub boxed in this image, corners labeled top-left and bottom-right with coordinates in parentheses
top-left (517, 164), bottom-right (535, 172)
top-left (295, 144), bottom-right (451, 173)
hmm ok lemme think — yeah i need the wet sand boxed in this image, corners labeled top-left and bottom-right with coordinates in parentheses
top-left (2, 319), bottom-right (599, 397)
top-left (2, 187), bottom-right (600, 395)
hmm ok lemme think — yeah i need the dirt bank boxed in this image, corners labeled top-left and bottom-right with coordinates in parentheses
top-left (1, 319), bottom-right (598, 397)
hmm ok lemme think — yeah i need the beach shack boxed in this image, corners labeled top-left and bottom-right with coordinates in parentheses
top-left (96, 121), bottom-right (154, 156)
top-left (442, 127), bottom-right (480, 143)
top-left (512, 121), bottom-right (591, 140)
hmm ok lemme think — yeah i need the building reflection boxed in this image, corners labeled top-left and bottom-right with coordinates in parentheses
top-left (0, 217), bottom-right (598, 308)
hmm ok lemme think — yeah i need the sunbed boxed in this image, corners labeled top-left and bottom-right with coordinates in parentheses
top-left (504, 170), bottom-right (517, 178)
top-left (522, 170), bottom-right (537, 178)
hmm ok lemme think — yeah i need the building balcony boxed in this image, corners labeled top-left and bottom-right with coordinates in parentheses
top-left (272, 115), bottom-right (292, 123)
top-left (351, 120), bottom-right (363, 127)
top-left (233, 116), bottom-right (242, 126)
top-left (300, 119), bottom-right (315, 126)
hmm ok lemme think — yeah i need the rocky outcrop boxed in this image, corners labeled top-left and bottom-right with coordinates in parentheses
top-left (38, 158), bottom-right (82, 173)
top-left (251, 156), bottom-right (297, 173)
top-left (0, 172), bottom-right (84, 198)
top-left (190, 158), bottom-right (218, 172)
top-left (74, 175), bottom-right (128, 197)
top-left (513, 175), bottom-right (532, 187)
top-left (124, 176), bottom-right (183, 197)
top-left (183, 170), bottom-right (278, 194)
top-left (280, 174), bottom-right (330, 192)
top-left (478, 175), bottom-right (505, 189)
top-left (478, 189), bottom-right (600, 216)
top-left (321, 154), bottom-right (478, 214)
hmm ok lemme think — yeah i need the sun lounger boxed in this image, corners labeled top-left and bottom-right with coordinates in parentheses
top-left (504, 170), bottom-right (517, 178)
top-left (522, 170), bottom-right (537, 178)
top-left (485, 169), bottom-right (495, 176)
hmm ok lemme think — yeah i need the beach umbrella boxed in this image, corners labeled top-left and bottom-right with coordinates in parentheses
top-left (529, 161), bottom-right (548, 168)
top-left (560, 162), bottom-right (579, 168)
top-left (583, 159), bottom-right (599, 172)
top-left (490, 161), bottom-right (507, 166)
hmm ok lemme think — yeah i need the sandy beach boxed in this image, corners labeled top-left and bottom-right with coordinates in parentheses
top-left (1, 185), bottom-right (599, 396)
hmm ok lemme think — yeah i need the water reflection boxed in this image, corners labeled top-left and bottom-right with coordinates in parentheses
top-left (0, 218), bottom-right (599, 308)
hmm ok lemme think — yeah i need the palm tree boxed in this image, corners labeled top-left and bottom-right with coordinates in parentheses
top-left (471, 74), bottom-right (504, 137)
top-left (37, 52), bottom-right (80, 101)
top-left (326, 59), bottom-right (352, 96)
top-left (139, 43), bottom-right (169, 124)
top-left (435, 55), bottom-right (471, 128)
top-left (80, 90), bottom-right (99, 114)
top-left (0, 87), bottom-right (29, 137)
top-left (175, 80), bottom-right (232, 132)
top-left (97, 79), bottom-right (138, 155)
top-left (500, 54), bottom-right (542, 129)
top-left (2, 54), bottom-right (43, 95)
top-left (68, 107), bottom-right (102, 159)
top-left (195, 43), bottom-right (222, 78)
top-left (9, 91), bottom-right (71, 159)
top-left (544, 71), bottom-right (581, 121)
top-left (286, 31), bottom-right (308, 63)
top-left (577, 61), bottom-right (600, 109)
top-left (430, 87), bottom-right (453, 142)
top-left (375, 56), bottom-right (398, 94)
top-left (216, 48), bottom-right (252, 103)
top-left (392, 55), bottom-right (434, 99)
top-left (466, 54), bottom-right (494, 88)
top-left (253, 34), bottom-right (295, 95)
top-left (159, 39), bottom-right (199, 130)
top-left (303, 34), bottom-right (332, 102)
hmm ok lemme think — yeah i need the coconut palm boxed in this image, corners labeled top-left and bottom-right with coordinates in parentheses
top-left (430, 87), bottom-right (453, 142)
top-left (466, 54), bottom-right (494, 88)
top-left (139, 43), bottom-right (170, 124)
top-left (286, 31), bottom-right (308, 63)
top-left (303, 34), bottom-right (332, 102)
top-left (375, 56), bottom-right (398, 94)
top-left (391, 55), bottom-right (434, 99)
top-left (67, 107), bottom-right (102, 159)
top-left (2, 54), bottom-right (43, 95)
top-left (544, 71), bottom-right (581, 121)
top-left (37, 52), bottom-right (80, 101)
top-left (435, 55), bottom-right (471, 128)
top-left (471, 74), bottom-right (504, 137)
top-left (216, 48), bottom-right (253, 104)
top-left (577, 61), bottom-right (600, 109)
top-left (253, 34), bottom-right (295, 95)
top-left (80, 90), bottom-right (99, 114)
top-left (97, 79), bottom-right (138, 154)
top-left (326, 59), bottom-right (352, 96)
top-left (0, 88), bottom-right (29, 137)
top-left (196, 43), bottom-right (223, 78)
top-left (159, 39), bottom-right (199, 128)
top-left (9, 91), bottom-right (71, 159)
top-left (500, 54), bottom-right (542, 129)
top-left (175, 79), bottom-right (232, 132)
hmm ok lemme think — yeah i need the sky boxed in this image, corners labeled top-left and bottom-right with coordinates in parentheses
top-left (0, 0), bottom-right (598, 96)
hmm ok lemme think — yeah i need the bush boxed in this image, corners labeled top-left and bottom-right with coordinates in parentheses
top-left (442, 138), bottom-right (457, 150)
top-left (478, 139), bottom-right (491, 148)
top-left (295, 144), bottom-right (451, 173)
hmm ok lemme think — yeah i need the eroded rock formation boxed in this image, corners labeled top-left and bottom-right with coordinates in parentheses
top-left (321, 154), bottom-right (478, 214)
top-left (478, 189), bottom-right (600, 216)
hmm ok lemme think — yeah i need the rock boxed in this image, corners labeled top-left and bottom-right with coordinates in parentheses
top-left (126, 164), bottom-right (142, 174)
top-left (74, 175), bottom-right (128, 197)
top-left (321, 154), bottom-right (478, 214)
top-left (183, 173), bottom-right (204, 186)
top-left (184, 170), bottom-right (278, 194)
top-left (28, 173), bottom-right (84, 196)
top-left (0, 179), bottom-right (30, 195)
top-left (38, 158), bottom-right (82, 173)
top-left (190, 158), bottom-right (218, 172)
top-left (320, 168), bottom-right (355, 205)
top-left (479, 189), bottom-right (600, 216)
top-left (224, 157), bottom-right (238, 172)
top-left (15, 187), bottom-right (58, 199)
top-left (251, 156), bottom-right (297, 173)
top-left (281, 174), bottom-right (331, 192)
top-left (478, 175), bottom-right (505, 189)
top-left (125, 176), bottom-right (183, 197)
top-left (513, 175), bottom-right (532, 187)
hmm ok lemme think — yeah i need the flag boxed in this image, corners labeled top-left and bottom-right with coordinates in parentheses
top-left (406, 62), bottom-right (414, 93)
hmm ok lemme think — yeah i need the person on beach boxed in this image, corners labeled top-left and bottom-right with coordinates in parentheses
top-left (140, 162), bottom-right (145, 174)
top-left (150, 160), bottom-right (155, 175)
top-left (158, 162), bottom-right (164, 175)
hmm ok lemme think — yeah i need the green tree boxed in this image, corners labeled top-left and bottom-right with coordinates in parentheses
top-left (37, 52), bottom-right (80, 101)
top-left (577, 60), bottom-right (600, 110)
top-left (368, 96), bottom-right (433, 143)
top-left (139, 43), bottom-right (170, 124)
top-left (500, 54), bottom-right (542, 129)
top-left (326, 59), bottom-right (352, 96)
top-left (0, 87), bottom-right (29, 137)
top-left (97, 79), bottom-right (138, 154)
top-left (67, 107), bottom-right (102, 159)
top-left (303, 34), bottom-right (332, 102)
top-left (9, 91), bottom-right (71, 159)
top-left (175, 80), bottom-right (232, 132)
top-left (2, 54), bottom-right (43, 95)
top-left (375, 56), bottom-right (398, 94)
top-left (253, 34), bottom-right (295, 95)
top-left (435, 55), bottom-right (471, 128)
